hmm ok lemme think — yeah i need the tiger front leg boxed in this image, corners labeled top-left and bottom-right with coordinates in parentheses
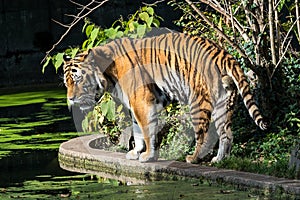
top-left (139, 127), bottom-right (159, 162)
top-left (128, 87), bottom-right (161, 163)
top-left (126, 121), bottom-right (145, 160)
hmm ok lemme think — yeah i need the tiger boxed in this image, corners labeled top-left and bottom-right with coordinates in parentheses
top-left (63, 32), bottom-right (268, 163)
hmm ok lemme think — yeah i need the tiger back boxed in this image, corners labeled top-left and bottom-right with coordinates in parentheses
top-left (63, 32), bottom-right (267, 163)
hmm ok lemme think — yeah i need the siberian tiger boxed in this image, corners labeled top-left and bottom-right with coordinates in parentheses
top-left (63, 32), bottom-right (268, 163)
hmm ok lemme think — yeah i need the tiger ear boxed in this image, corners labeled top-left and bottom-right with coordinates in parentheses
top-left (63, 54), bottom-right (72, 62)
top-left (88, 46), bottom-right (113, 71)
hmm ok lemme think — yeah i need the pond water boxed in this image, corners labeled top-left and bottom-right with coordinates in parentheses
top-left (0, 85), bottom-right (260, 199)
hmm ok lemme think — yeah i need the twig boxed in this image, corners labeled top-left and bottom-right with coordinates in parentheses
top-left (64, 14), bottom-right (79, 18)
top-left (184, 0), bottom-right (254, 66)
top-left (271, 16), bottom-right (300, 77)
top-left (200, 0), bottom-right (251, 42)
top-left (142, 0), bottom-right (165, 6)
top-left (52, 19), bottom-right (70, 28)
top-left (41, 0), bottom-right (109, 64)
top-left (273, 37), bottom-right (292, 71)
top-left (69, 0), bottom-right (90, 10)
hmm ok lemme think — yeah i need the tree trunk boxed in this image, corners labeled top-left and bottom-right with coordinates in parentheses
top-left (268, 0), bottom-right (277, 65)
top-left (296, 0), bottom-right (300, 42)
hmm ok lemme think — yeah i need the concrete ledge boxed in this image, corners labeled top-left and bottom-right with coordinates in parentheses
top-left (58, 134), bottom-right (300, 197)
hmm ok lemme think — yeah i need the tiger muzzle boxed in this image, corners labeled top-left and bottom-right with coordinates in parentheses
top-left (71, 95), bottom-right (96, 112)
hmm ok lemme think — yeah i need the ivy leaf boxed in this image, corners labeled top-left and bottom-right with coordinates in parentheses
top-left (105, 27), bottom-right (117, 39)
top-left (100, 100), bottom-right (116, 121)
top-left (115, 31), bottom-right (124, 38)
top-left (85, 24), bottom-right (94, 37)
top-left (87, 41), bottom-right (94, 50)
top-left (90, 27), bottom-right (99, 43)
top-left (139, 12), bottom-right (149, 23)
top-left (152, 18), bottom-right (160, 28)
top-left (137, 24), bottom-right (146, 38)
top-left (53, 53), bottom-right (64, 72)
top-left (146, 16), bottom-right (153, 28)
top-left (82, 40), bottom-right (89, 50)
top-left (128, 21), bottom-right (136, 32)
top-left (146, 7), bottom-right (154, 16)
top-left (70, 48), bottom-right (79, 58)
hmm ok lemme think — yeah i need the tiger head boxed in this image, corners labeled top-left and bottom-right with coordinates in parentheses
top-left (63, 50), bottom-right (108, 112)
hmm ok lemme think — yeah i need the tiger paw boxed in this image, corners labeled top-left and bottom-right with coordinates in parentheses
top-left (211, 156), bottom-right (221, 163)
top-left (185, 155), bottom-right (200, 164)
top-left (139, 151), bottom-right (159, 163)
top-left (125, 150), bottom-right (140, 160)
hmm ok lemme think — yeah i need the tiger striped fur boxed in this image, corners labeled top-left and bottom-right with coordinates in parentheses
top-left (63, 32), bottom-right (268, 163)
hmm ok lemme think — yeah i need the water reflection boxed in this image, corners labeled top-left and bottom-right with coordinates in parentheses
top-left (0, 86), bottom-right (260, 199)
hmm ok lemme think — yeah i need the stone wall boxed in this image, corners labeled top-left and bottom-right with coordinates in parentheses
top-left (0, 0), bottom-right (180, 87)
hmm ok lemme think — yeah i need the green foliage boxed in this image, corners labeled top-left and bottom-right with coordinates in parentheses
top-left (226, 58), bottom-right (300, 178)
top-left (169, 0), bottom-right (300, 178)
top-left (82, 93), bottom-right (131, 144)
top-left (80, 6), bottom-right (161, 50)
top-left (158, 103), bottom-right (194, 161)
top-left (42, 6), bottom-right (162, 73)
top-left (168, 1), bottom-right (217, 38)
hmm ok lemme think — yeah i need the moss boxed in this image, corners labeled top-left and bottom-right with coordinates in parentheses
top-left (0, 86), bottom-right (78, 158)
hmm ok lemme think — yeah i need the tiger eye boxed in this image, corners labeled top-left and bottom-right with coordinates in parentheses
top-left (81, 70), bottom-right (86, 74)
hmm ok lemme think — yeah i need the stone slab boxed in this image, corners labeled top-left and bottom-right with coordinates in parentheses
top-left (58, 134), bottom-right (300, 197)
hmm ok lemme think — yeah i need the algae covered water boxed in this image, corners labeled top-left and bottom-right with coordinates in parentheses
top-left (0, 85), bottom-right (259, 199)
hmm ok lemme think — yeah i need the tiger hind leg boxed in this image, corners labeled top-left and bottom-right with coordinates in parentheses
top-left (211, 87), bottom-right (237, 162)
top-left (186, 98), bottom-right (212, 163)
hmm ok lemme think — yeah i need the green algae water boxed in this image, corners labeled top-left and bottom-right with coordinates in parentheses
top-left (0, 85), bottom-right (259, 199)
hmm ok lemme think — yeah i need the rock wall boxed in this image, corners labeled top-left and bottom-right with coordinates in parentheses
top-left (0, 0), bottom-right (180, 87)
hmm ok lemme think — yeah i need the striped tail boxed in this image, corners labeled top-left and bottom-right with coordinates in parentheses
top-left (227, 62), bottom-right (268, 130)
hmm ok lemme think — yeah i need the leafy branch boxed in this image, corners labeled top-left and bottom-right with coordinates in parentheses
top-left (184, 0), bottom-right (253, 66)
top-left (42, 5), bottom-right (162, 73)
top-left (41, 0), bottom-right (109, 66)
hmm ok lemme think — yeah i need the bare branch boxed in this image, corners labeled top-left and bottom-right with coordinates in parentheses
top-left (69, 0), bottom-right (90, 10)
top-left (184, 0), bottom-right (254, 66)
top-left (52, 19), bottom-right (70, 28)
top-left (200, 0), bottom-right (251, 42)
top-left (271, 37), bottom-right (292, 78)
top-left (281, 16), bottom-right (300, 54)
top-left (64, 14), bottom-right (79, 18)
top-left (270, 15), bottom-right (300, 78)
top-left (142, 0), bottom-right (165, 6)
top-left (41, 0), bottom-right (109, 64)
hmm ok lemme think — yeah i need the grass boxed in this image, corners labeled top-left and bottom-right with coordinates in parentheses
top-left (213, 156), bottom-right (297, 179)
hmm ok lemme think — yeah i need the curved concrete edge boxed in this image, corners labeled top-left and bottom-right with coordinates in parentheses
top-left (58, 134), bottom-right (300, 197)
